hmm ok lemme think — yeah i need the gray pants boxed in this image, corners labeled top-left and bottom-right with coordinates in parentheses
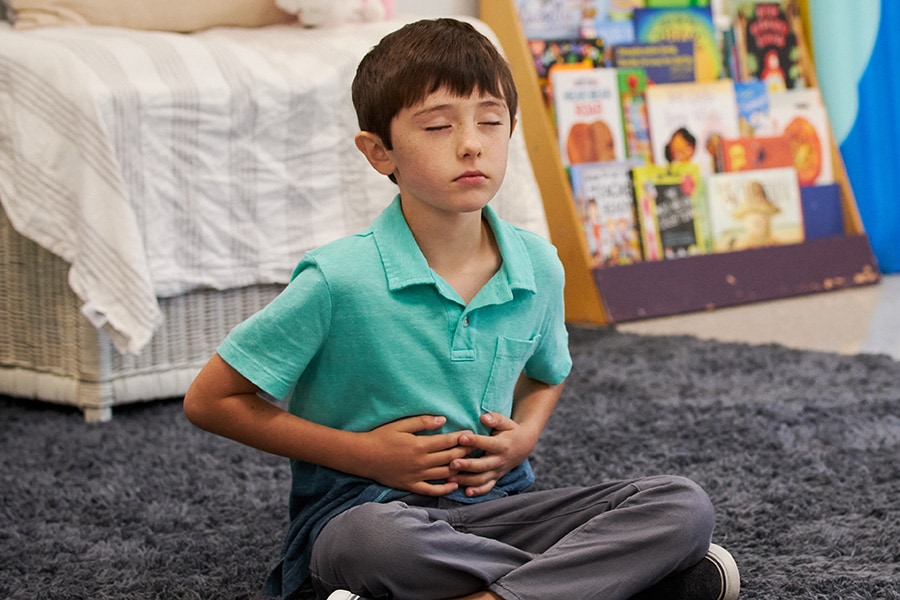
top-left (309, 475), bottom-right (714, 600)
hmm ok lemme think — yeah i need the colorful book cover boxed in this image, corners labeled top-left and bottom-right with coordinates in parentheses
top-left (617, 68), bottom-right (653, 163)
top-left (611, 40), bottom-right (695, 84)
top-left (706, 166), bottom-right (805, 252)
top-left (584, 19), bottom-right (636, 64)
top-left (768, 88), bottom-right (834, 186)
top-left (733, 1), bottom-right (804, 92)
top-left (632, 6), bottom-right (722, 82)
top-left (569, 160), bottom-right (644, 266)
top-left (631, 162), bottom-right (706, 260)
top-left (645, 79), bottom-right (741, 178)
top-left (529, 38), bottom-right (606, 106)
top-left (734, 80), bottom-right (774, 136)
top-left (551, 67), bottom-right (627, 166)
top-left (718, 135), bottom-right (794, 173)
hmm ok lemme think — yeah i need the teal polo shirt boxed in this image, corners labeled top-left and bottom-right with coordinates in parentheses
top-left (218, 195), bottom-right (572, 437)
top-left (218, 196), bottom-right (572, 596)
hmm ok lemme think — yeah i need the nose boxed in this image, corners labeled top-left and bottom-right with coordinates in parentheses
top-left (458, 125), bottom-right (483, 159)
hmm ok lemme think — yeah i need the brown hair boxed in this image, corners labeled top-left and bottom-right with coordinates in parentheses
top-left (351, 18), bottom-right (518, 150)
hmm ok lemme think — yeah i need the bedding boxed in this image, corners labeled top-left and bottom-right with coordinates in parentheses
top-left (0, 18), bottom-right (549, 358)
top-left (5, 0), bottom-right (293, 31)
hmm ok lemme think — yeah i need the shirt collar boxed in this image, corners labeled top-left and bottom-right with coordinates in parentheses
top-left (371, 195), bottom-right (537, 297)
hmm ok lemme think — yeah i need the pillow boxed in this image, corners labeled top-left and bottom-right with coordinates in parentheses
top-left (8, 0), bottom-right (293, 31)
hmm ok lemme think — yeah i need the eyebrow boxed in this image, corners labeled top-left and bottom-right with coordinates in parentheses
top-left (412, 98), bottom-right (507, 118)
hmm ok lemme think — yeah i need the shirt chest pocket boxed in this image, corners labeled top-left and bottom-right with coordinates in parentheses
top-left (481, 335), bottom-right (541, 417)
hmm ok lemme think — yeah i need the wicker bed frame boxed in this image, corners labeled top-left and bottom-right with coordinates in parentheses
top-left (0, 206), bottom-right (282, 422)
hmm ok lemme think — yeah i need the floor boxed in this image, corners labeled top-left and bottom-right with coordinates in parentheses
top-left (617, 273), bottom-right (900, 361)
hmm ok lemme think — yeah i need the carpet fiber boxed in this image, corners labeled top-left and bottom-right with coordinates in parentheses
top-left (2, 327), bottom-right (898, 599)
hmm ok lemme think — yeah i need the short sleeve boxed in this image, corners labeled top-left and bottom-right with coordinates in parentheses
top-left (217, 259), bottom-right (332, 400)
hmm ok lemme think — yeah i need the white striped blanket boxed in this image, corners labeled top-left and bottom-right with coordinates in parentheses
top-left (0, 19), bottom-right (548, 354)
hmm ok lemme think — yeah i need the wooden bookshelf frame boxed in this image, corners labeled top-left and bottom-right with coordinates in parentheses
top-left (481, 0), bottom-right (880, 324)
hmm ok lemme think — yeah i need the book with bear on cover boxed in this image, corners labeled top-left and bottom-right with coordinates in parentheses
top-left (631, 162), bottom-right (707, 260)
top-left (706, 166), bottom-right (805, 252)
top-left (551, 66), bottom-right (627, 166)
top-left (645, 79), bottom-right (741, 178)
top-left (569, 160), bottom-right (644, 267)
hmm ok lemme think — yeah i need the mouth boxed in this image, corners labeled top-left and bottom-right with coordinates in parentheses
top-left (454, 170), bottom-right (488, 183)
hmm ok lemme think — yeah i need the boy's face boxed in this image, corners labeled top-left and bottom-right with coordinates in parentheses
top-left (381, 88), bottom-right (514, 216)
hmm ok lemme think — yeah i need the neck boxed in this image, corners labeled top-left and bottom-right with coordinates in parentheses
top-left (400, 201), bottom-right (501, 304)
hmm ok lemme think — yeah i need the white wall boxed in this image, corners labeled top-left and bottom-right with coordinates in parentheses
top-left (394, 0), bottom-right (478, 18)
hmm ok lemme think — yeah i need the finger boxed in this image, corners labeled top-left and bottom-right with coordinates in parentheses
top-left (407, 480), bottom-right (460, 497)
top-left (450, 452), bottom-right (501, 474)
top-left (456, 431), bottom-right (496, 452)
top-left (390, 414), bottom-right (448, 434)
top-left (481, 412), bottom-right (515, 432)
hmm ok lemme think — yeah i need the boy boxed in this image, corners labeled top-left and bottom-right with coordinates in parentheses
top-left (184, 18), bottom-right (739, 600)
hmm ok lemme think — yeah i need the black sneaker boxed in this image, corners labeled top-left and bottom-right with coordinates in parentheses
top-left (631, 543), bottom-right (740, 600)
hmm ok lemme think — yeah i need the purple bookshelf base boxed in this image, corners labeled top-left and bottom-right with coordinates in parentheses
top-left (592, 234), bottom-right (881, 322)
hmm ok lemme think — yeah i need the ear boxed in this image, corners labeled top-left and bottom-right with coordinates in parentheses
top-left (509, 116), bottom-right (518, 138)
top-left (355, 131), bottom-right (395, 177)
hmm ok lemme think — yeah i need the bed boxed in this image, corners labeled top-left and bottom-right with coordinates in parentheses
top-left (0, 13), bottom-right (549, 421)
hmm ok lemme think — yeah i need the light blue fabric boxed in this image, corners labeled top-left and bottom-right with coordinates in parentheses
top-left (811, 0), bottom-right (900, 273)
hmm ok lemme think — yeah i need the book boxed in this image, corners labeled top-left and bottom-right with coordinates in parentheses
top-left (529, 38), bottom-right (606, 106)
top-left (706, 166), bottom-right (805, 252)
top-left (611, 40), bottom-right (696, 84)
top-left (768, 88), bottom-right (834, 186)
top-left (800, 183), bottom-right (844, 240)
top-left (617, 68), bottom-right (653, 163)
top-left (732, 1), bottom-right (805, 92)
top-left (734, 80), bottom-right (774, 136)
top-left (632, 6), bottom-right (722, 82)
top-left (551, 66), bottom-right (627, 166)
top-left (631, 162), bottom-right (707, 260)
top-left (515, 0), bottom-right (584, 39)
top-left (717, 135), bottom-right (794, 172)
top-left (579, 11), bottom-right (636, 63)
top-left (569, 160), bottom-right (644, 266)
top-left (645, 79), bottom-right (741, 178)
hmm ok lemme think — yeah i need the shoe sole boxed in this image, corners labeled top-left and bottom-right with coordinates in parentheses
top-left (707, 543), bottom-right (741, 600)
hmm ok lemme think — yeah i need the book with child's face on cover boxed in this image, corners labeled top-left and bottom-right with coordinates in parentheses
top-left (645, 79), bottom-right (741, 178)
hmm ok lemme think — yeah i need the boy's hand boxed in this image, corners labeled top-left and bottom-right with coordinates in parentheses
top-left (358, 415), bottom-right (472, 497)
top-left (449, 412), bottom-right (539, 498)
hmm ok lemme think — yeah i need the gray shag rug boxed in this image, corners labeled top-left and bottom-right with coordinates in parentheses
top-left (2, 327), bottom-right (899, 600)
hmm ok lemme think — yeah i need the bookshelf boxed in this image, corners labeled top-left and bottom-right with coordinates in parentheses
top-left (480, 0), bottom-right (880, 325)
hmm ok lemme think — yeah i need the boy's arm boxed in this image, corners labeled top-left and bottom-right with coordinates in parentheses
top-left (183, 353), bottom-right (471, 496)
top-left (451, 374), bottom-right (565, 497)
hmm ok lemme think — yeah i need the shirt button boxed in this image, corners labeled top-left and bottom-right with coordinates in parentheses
top-left (463, 316), bottom-right (470, 327)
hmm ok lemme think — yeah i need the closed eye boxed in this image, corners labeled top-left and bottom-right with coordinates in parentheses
top-left (425, 125), bottom-right (451, 131)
